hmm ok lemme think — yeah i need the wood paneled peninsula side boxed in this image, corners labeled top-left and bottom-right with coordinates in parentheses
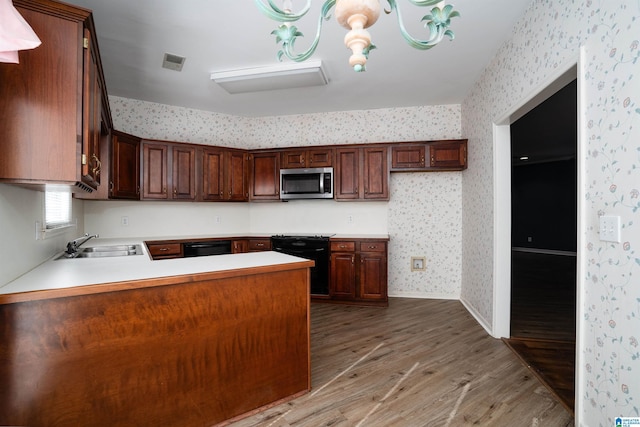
top-left (0, 244), bottom-right (313, 427)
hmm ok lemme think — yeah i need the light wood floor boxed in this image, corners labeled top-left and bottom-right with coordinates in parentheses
top-left (227, 298), bottom-right (574, 427)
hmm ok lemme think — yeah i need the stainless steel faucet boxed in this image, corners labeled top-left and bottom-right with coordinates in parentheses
top-left (64, 233), bottom-right (99, 257)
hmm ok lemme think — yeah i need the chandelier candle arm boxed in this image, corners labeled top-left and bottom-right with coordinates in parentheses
top-left (254, 0), bottom-right (459, 71)
top-left (385, 0), bottom-right (459, 49)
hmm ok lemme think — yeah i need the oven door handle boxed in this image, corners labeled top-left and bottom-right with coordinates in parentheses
top-left (274, 247), bottom-right (326, 254)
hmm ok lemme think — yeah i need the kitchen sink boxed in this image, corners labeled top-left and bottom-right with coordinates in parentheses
top-left (56, 244), bottom-right (144, 260)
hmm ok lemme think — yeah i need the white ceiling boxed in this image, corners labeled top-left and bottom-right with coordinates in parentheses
top-left (70, 0), bottom-right (533, 117)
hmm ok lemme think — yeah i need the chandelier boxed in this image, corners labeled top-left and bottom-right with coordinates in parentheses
top-left (254, 0), bottom-right (460, 72)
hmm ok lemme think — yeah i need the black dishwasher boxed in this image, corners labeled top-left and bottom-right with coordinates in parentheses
top-left (183, 240), bottom-right (232, 257)
top-left (271, 235), bottom-right (330, 296)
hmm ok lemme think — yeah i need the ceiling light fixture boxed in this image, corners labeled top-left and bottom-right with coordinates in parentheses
top-left (254, 0), bottom-right (459, 72)
top-left (210, 60), bottom-right (328, 94)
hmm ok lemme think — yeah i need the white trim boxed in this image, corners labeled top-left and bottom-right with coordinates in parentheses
top-left (388, 292), bottom-right (459, 300)
top-left (573, 46), bottom-right (588, 427)
top-left (492, 57), bottom-right (579, 339)
top-left (492, 123), bottom-right (512, 338)
top-left (460, 297), bottom-right (493, 336)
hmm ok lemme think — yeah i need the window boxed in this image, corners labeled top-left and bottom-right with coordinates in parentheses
top-left (45, 190), bottom-right (72, 229)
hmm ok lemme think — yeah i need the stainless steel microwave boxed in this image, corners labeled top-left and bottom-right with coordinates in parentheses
top-left (280, 167), bottom-right (334, 200)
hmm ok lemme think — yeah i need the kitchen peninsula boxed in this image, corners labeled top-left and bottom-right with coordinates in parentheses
top-left (0, 241), bottom-right (313, 427)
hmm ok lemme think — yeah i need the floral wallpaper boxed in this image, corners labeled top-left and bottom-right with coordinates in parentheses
top-left (109, 97), bottom-right (463, 299)
top-left (388, 172), bottom-right (462, 298)
top-left (461, 0), bottom-right (640, 425)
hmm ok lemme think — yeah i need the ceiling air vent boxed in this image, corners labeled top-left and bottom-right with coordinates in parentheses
top-left (162, 53), bottom-right (186, 71)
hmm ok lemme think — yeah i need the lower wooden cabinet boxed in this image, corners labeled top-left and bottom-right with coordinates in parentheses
top-left (146, 242), bottom-right (183, 260)
top-left (232, 239), bottom-right (248, 253)
top-left (248, 238), bottom-right (272, 252)
top-left (328, 238), bottom-right (388, 306)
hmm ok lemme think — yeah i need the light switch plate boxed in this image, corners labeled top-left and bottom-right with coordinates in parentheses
top-left (599, 215), bottom-right (621, 242)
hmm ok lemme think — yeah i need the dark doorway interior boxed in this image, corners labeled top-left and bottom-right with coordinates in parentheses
top-left (506, 79), bottom-right (577, 415)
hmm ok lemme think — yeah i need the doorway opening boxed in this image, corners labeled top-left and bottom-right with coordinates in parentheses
top-left (505, 79), bottom-right (577, 414)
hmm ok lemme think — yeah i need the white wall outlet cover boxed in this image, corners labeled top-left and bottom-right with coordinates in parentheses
top-left (599, 215), bottom-right (621, 243)
top-left (411, 257), bottom-right (426, 271)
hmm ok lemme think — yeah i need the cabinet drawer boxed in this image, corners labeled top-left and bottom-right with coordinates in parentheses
top-left (248, 239), bottom-right (272, 251)
top-left (147, 243), bottom-right (182, 257)
top-left (331, 241), bottom-right (356, 252)
top-left (359, 241), bottom-right (386, 252)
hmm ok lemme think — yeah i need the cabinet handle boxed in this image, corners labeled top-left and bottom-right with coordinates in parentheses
top-left (173, 188), bottom-right (177, 195)
top-left (159, 248), bottom-right (169, 251)
top-left (368, 245), bottom-right (377, 249)
top-left (91, 154), bottom-right (101, 176)
top-left (351, 255), bottom-right (355, 265)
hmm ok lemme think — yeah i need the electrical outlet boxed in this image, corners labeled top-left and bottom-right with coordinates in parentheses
top-left (411, 257), bottom-right (426, 271)
top-left (347, 214), bottom-right (354, 224)
top-left (599, 215), bottom-right (621, 242)
top-left (121, 216), bottom-right (129, 226)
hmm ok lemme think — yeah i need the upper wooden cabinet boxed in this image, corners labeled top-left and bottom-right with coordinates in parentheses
top-left (141, 141), bottom-right (169, 200)
top-left (390, 140), bottom-right (467, 171)
top-left (429, 140), bottom-right (467, 169)
top-left (280, 148), bottom-right (333, 169)
top-left (201, 147), bottom-right (248, 202)
top-left (249, 151), bottom-right (280, 201)
top-left (110, 131), bottom-right (140, 200)
top-left (0, 0), bottom-right (112, 192)
top-left (391, 145), bottom-right (426, 169)
top-left (335, 146), bottom-right (389, 201)
top-left (141, 140), bottom-right (196, 201)
top-left (171, 145), bottom-right (197, 200)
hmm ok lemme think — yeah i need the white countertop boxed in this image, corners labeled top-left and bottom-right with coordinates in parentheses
top-left (0, 237), bottom-right (311, 297)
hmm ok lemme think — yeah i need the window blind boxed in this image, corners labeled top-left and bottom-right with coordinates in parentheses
top-left (45, 190), bottom-right (72, 229)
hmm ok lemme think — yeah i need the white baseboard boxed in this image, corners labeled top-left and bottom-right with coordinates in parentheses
top-left (459, 296), bottom-right (494, 337)
top-left (388, 292), bottom-right (459, 300)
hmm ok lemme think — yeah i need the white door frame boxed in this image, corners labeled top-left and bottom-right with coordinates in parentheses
top-left (492, 60), bottom-right (579, 338)
top-left (492, 52), bottom-right (586, 422)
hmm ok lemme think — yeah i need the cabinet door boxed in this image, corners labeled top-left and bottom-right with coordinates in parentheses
top-left (250, 152), bottom-right (280, 200)
top-left (201, 148), bottom-right (225, 201)
top-left (429, 141), bottom-right (467, 169)
top-left (232, 239), bottom-right (248, 253)
top-left (359, 252), bottom-right (388, 301)
top-left (0, 6), bottom-right (81, 185)
top-left (111, 131), bottom-right (140, 199)
top-left (82, 27), bottom-right (102, 188)
top-left (142, 142), bottom-right (168, 199)
top-left (391, 145), bottom-right (425, 169)
top-left (227, 150), bottom-right (248, 201)
top-left (172, 145), bottom-right (196, 200)
top-left (248, 239), bottom-right (272, 252)
top-left (330, 252), bottom-right (357, 299)
top-left (335, 148), bottom-right (360, 199)
top-left (281, 150), bottom-right (306, 169)
top-left (146, 242), bottom-right (183, 260)
top-left (307, 148), bottom-right (333, 167)
top-left (362, 146), bottom-right (389, 200)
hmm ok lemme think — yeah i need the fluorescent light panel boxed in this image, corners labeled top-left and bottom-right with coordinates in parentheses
top-left (210, 60), bottom-right (328, 94)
